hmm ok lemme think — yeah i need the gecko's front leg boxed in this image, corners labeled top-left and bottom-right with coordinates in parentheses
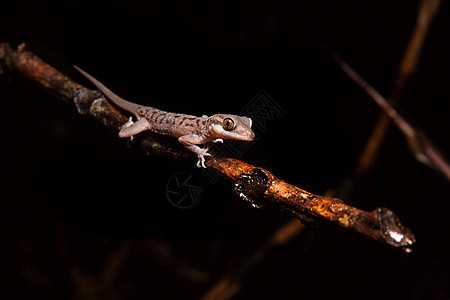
top-left (178, 134), bottom-right (211, 168)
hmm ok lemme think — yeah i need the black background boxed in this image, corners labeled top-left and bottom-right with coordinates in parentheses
top-left (1, 0), bottom-right (450, 299)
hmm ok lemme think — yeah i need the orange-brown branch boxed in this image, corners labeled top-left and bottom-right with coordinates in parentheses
top-left (0, 42), bottom-right (415, 252)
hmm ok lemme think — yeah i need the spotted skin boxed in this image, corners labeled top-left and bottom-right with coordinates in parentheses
top-left (74, 66), bottom-right (255, 167)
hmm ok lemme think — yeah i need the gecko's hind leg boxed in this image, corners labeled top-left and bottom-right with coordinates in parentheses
top-left (118, 117), bottom-right (151, 139)
top-left (122, 117), bottom-right (134, 130)
top-left (121, 117), bottom-right (135, 141)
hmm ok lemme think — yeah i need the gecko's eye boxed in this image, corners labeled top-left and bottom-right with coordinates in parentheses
top-left (222, 117), bottom-right (236, 131)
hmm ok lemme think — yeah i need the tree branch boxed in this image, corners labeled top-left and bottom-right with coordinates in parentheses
top-left (352, 0), bottom-right (442, 177)
top-left (0, 42), bottom-right (415, 252)
top-left (334, 54), bottom-right (450, 182)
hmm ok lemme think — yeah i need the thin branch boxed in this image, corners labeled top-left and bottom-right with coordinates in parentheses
top-left (396, 0), bottom-right (441, 89)
top-left (0, 42), bottom-right (415, 252)
top-left (353, 0), bottom-right (442, 176)
top-left (334, 54), bottom-right (450, 182)
top-left (201, 219), bottom-right (305, 300)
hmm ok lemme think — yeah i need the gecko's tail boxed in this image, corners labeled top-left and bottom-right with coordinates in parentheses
top-left (74, 65), bottom-right (140, 115)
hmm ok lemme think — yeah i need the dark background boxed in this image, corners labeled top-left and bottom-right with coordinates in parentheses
top-left (1, 0), bottom-right (450, 299)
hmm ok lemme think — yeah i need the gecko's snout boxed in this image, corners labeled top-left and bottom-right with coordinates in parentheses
top-left (246, 130), bottom-right (256, 141)
top-left (238, 130), bottom-right (255, 141)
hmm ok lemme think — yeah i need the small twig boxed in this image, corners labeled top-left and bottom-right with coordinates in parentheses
top-left (70, 241), bottom-right (131, 299)
top-left (0, 42), bottom-right (415, 251)
top-left (396, 0), bottom-right (441, 89)
top-left (201, 219), bottom-right (305, 300)
top-left (334, 55), bottom-right (450, 182)
top-left (352, 0), bottom-right (442, 176)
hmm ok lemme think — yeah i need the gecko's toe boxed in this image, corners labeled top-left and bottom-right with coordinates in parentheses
top-left (196, 158), bottom-right (206, 168)
top-left (213, 138), bottom-right (224, 143)
top-left (196, 153), bottom-right (210, 168)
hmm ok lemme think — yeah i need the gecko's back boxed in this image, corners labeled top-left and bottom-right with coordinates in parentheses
top-left (74, 65), bottom-right (255, 168)
top-left (74, 65), bottom-right (206, 137)
top-left (136, 106), bottom-right (208, 137)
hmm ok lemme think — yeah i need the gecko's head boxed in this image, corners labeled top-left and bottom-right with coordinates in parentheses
top-left (209, 114), bottom-right (255, 141)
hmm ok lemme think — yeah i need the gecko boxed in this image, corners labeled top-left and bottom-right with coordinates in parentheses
top-left (74, 66), bottom-right (255, 168)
